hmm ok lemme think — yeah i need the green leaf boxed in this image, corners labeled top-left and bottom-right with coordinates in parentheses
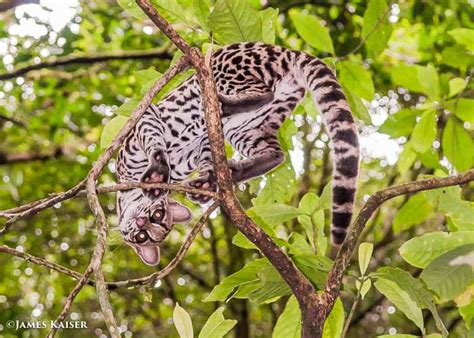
top-left (252, 204), bottom-right (303, 226)
top-left (448, 28), bottom-right (474, 52)
top-left (272, 296), bottom-right (301, 338)
top-left (113, 97), bottom-right (141, 116)
top-left (459, 300), bottom-right (474, 330)
top-left (208, 0), bottom-right (262, 44)
top-left (252, 159), bottom-right (296, 206)
top-left (442, 117), bottom-right (474, 172)
top-left (424, 186), bottom-right (474, 231)
top-left (356, 278), bottom-right (372, 300)
top-left (232, 232), bottom-right (257, 250)
top-left (379, 109), bottom-right (417, 138)
top-left (393, 194), bottom-right (434, 233)
top-left (292, 254), bottom-right (332, 288)
top-left (289, 10), bottom-right (334, 54)
top-left (117, 0), bottom-right (147, 19)
top-left (100, 116), bottom-right (128, 149)
top-left (362, 0), bottom-right (393, 58)
top-left (373, 278), bottom-right (424, 331)
top-left (192, 0), bottom-right (211, 31)
top-left (421, 244), bottom-right (474, 301)
top-left (259, 7), bottom-right (279, 44)
top-left (442, 45), bottom-right (474, 71)
top-left (338, 61), bottom-right (374, 100)
top-left (204, 259), bottom-right (267, 302)
top-left (199, 307), bottom-right (237, 338)
top-left (136, 68), bottom-right (162, 94)
top-left (448, 77), bottom-right (467, 98)
top-left (299, 193), bottom-right (321, 215)
top-left (417, 65), bottom-right (440, 99)
top-left (342, 85), bottom-right (371, 124)
top-left (358, 242), bottom-right (373, 275)
top-left (391, 65), bottom-right (424, 93)
top-left (411, 110), bottom-right (437, 153)
top-left (173, 303), bottom-right (194, 338)
top-left (400, 231), bottom-right (474, 268)
top-left (447, 98), bottom-right (474, 124)
top-left (397, 141), bottom-right (417, 174)
top-left (322, 298), bottom-right (344, 338)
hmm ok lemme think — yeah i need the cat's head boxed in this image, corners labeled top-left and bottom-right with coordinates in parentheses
top-left (118, 196), bottom-right (192, 265)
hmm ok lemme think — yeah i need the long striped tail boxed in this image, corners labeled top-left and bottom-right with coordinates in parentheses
top-left (296, 52), bottom-right (360, 245)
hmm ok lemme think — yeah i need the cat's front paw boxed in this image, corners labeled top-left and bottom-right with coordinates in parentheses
top-left (141, 150), bottom-right (170, 199)
top-left (186, 171), bottom-right (217, 204)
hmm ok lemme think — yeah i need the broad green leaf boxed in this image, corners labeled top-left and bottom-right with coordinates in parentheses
top-left (459, 300), bottom-right (474, 330)
top-left (100, 115), bottom-right (128, 149)
top-left (113, 97), bottom-right (141, 116)
top-left (136, 68), bottom-right (162, 94)
top-left (448, 28), bottom-right (474, 52)
top-left (448, 77), bottom-right (467, 98)
top-left (252, 159), bottom-right (297, 206)
top-left (373, 278), bottom-right (424, 331)
top-left (288, 232), bottom-right (314, 256)
top-left (447, 98), bottom-right (474, 124)
top-left (400, 231), bottom-right (474, 268)
top-left (442, 45), bottom-right (474, 71)
top-left (362, 0), bottom-right (393, 58)
top-left (272, 296), bottom-right (301, 338)
top-left (199, 307), bottom-right (237, 338)
top-left (259, 7), bottom-right (279, 44)
top-left (153, 0), bottom-right (199, 27)
top-left (173, 303), bottom-right (194, 338)
top-left (338, 61), bottom-right (374, 100)
top-left (299, 192), bottom-right (320, 215)
top-left (292, 254), bottom-right (332, 288)
top-left (411, 110), bottom-right (437, 153)
top-left (208, 0), bottom-right (262, 44)
top-left (252, 204), bottom-right (303, 226)
top-left (417, 65), bottom-right (440, 99)
top-left (117, 0), bottom-right (147, 19)
top-left (424, 186), bottom-right (474, 230)
top-left (379, 109), bottom-right (417, 138)
top-left (358, 242), bottom-right (373, 275)
top-left (397, 142), bottom-right (417, 174)
top-left (391, 65), bottom-right (424, 93)
top-left (192, 0), bottom-right (211, 31)
top-left (322, 298), bottom-right (344, 338)
top-left (232, 232), bottom-right (257, 250)
top-left (204, 259), bottom-right (267, 302)
top-left (342, 84), bottom-right (371, 124)
top-left (393, 194), bottom-right (434, 233)
top-left (421, 244), bottom-right (474, 301)
top-left (289, 10), bottom-right (334, 54)
top-left (442, 117), bottom-right (474, 172)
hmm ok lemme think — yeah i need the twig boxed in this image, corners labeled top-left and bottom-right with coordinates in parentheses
top-left (0, 147), bottom-right (62, 164)
top-left (322, 169), bottom-right (474, 312)
top-left (0, 113), bottom-right (28, 127)
top-left (0, 47), bottom-right (173, 81)
top-left (0, 0), bottom-right (38, 12)
top-left (0, 181), bottom-right (216, 218)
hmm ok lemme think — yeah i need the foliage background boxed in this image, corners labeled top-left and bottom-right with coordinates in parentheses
top-left (0, 0), bottom-right (473, 337)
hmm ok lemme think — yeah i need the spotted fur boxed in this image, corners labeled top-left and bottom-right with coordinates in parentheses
top-left (116, 42), bottom-right (360, 265)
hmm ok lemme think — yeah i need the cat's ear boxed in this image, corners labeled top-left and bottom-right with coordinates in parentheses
top-left (133, 245), bottom-right (160, 266)
top-left (168, 200), bottom-right (192, 224)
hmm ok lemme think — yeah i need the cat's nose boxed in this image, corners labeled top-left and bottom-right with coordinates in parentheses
top-left (136, 217), bottom-right (147, 228)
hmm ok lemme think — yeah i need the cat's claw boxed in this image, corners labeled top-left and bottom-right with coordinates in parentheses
top-left (186, 171), bottom-right (217, 204)
top-left (141, 150), bottom-right (170, 199)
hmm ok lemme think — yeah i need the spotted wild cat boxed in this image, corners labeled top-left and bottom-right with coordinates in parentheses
top-left (116, 42), bottom-right (360, 265)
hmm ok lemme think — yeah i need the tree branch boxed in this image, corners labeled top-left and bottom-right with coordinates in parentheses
top-left (0, 147), bottom-right (62, 164)
top-left (0, 47), bottom-right (173, 81)
top-left (322, 169), bottom-right (474, 312)
top-left (0, 0), bottom-right (38, 12)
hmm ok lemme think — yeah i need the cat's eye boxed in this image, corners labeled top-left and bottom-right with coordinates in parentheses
top-left (135, 230), bottom-right (149, 243)
top-left (150, 209), bottom-right (164, 223)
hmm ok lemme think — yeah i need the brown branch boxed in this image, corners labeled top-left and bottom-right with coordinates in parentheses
top-left (0, 47), bottom-right (173, 81)
top-left (0, 0), bottom-right (38, 12)
top-left (0, 181), bottom-right (216, 220)
top-left (322, 169), bottom-right (474, 314)
top-left (0, 147), bottom-right (62, 164)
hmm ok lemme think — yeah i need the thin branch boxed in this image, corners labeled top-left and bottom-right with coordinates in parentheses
top-left (0, 181), bottom-right (217, 219)
top-left (0, 0), bottom-right (38, 12)
top-left (0, 147), bottom-right (62, 164)
top-left (323, 169), bottom-right (474, 313)
top-left (0, 47), bottom-right (173, 81)
top-left (0, 113), bottom-right (28, 127)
